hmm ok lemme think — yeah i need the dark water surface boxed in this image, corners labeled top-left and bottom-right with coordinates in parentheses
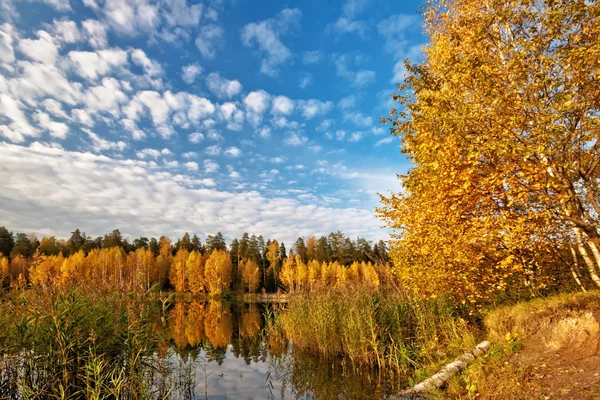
top-left (160, 301), bottom-right (404, 400)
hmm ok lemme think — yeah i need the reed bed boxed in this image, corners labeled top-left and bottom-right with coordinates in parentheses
top-left (270, 286), bottom-right (478, 376)
top-left (0, 288), bottom-right (171, 399)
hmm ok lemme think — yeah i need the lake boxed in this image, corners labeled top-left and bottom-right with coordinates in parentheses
top-left (158, 301), bottom-right (406, 399)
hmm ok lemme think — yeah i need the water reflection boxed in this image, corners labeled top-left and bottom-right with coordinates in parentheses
top-left (159, 301), bottom-right (404, 399)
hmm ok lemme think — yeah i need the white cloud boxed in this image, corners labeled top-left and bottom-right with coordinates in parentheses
top-left (218, 102), bottom-right (244, 130)
top-left (84, 128), bottom-right (127, 152)
top-left (333, 53), bottom-right (376, 87)
top-left (271, 95), bottom-right (295, 115)
top-left (18, 30), bottom-right (59, 65)
top-left (302, 51), bottom-right (322, 64)
top-left (83, 77), bottom-right (128, 118)
top-left (328, 0), bottom-right (371, 37)
top-left (35, 0), bottom-right (72, 12)
top-left (270, 156), bottom-right (286, 163)
top-left (207, 130), bottom-right (223, 141)
top-left (204, 159), bottom-right (219, 173)
top-left (41, 98), bottom-right (69, 119)
top-left (82, 19), bottom-right (108, 49)
top-left (99, 0), bottom-right (160, 36)
top-left (374, 136), bottom-right (394, 147)
top-left (256, 126), bottom-right (271, 138)
top-left (344, 111), bottom-right (372, 127)
top-left (243, 90), bottom-right (270, 114)
top-left (51, 19), bottom-right (81, 43)
top-left (195, 24), bottom-right (223, 59)
top-left (130, 48), bottom-right (162, 77)
top-left (34, 111), bottom-right (69, 139)
top-left (188, 132), bottom-right (204, 143)
top-left (297, 99), bottom-right (333, 119)
top-left (205, 72), bottom-right (243, 99)
top-left (136, 148), bottom-right (161, 158)
top-left (316, 119), bottom-right (334, 132)
top-left (338, 95), bottom-right (358, 110)
top-left (377, 14), bottom-right (421, 54)
top-left (0, 23), bottom-right (16, 64)
top-left (73, 109), bottom-right (95, 127)
top-left (241, 8), bottom-right (302, 76)
top-left (283, 131), bottom-right (308, 146)
top-left (182, 63), bottom-right (202, 84)
top-left (205, 145), bottom-right (221, 155)
top-left (184, 161), bottom-right (199, 171)
top-left (298, 72), bottom-right (313, 89)
top-left (0, 94), bottom-right (39, 142)
top-left (348, 131), bottom-right (365, 142)
top-left (68, 48), bottom-right (129, 80)
top-left (224, 146), bottom-right (241, 157)
top-left (0, 143), bottom-right (388, 242)
top-left (11, 61), bottom-right (83, 105)
top-left (162, 0), bottom-right (203, 27)
top-left (182, 151), bottom-right (197, 159)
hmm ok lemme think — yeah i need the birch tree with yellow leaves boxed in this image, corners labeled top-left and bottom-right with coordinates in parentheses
top-left (379, 0), bottom-right (600, 304)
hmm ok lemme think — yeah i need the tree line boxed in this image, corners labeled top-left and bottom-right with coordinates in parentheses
top-left (0, 226), bottom-right (389, 294)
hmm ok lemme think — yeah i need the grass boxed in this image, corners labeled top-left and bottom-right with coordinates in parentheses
top-left (442, 290), bottom-right (600, 399)
top-left (0, 288), bottom-right (171, 399)
top-left (484, 290), bottom-right (600, 342)
top-left (268, 286), bottom-right (479, 378)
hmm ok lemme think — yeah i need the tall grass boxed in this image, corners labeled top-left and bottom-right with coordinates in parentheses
top-left (269, 286), bottom-right (478, 376)
top-left (0, 288), bottom-right (170, 399)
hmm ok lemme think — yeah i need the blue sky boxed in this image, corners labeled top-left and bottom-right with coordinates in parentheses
top-left (0, 0), bottom-right (425, 243)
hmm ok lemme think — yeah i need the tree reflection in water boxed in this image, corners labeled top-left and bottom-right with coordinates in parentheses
top-left (158, 301), bottom-right (405, 400)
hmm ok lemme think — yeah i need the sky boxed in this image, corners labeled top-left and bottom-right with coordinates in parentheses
top-left (0, 0), bottom-right (426, 244)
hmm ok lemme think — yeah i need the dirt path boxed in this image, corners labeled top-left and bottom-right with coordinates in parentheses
top-left (477, 309), bottom-right (600, 399)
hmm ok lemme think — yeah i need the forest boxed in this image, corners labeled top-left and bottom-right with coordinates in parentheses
top-left (0, 226), bottom-right (388, 294)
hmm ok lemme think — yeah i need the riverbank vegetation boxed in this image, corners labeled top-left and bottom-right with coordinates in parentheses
top-left (269, 287), bottom-right (478, 376)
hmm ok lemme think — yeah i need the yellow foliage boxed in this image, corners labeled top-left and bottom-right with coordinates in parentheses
top-left (378, 0), bottom-right (600, 303)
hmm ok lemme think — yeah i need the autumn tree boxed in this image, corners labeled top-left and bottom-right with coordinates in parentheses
top-left (204, 249), bottom-right (232, 296)
top-left (240, 258), bottom-right (260, 292)
top-left (0, 255), bottom-right (9, 286)
top-left (266, 240), bottom-right (281, 290)
top-left (186, 250), bottom-right (206, 294)
top-left (170, 249), bottom-right (189, 292)
top-left (379, 0), bottom-right (600, 304)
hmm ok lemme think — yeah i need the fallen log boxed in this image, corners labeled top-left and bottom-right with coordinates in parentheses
top-left (396, 340), bottom-right (491, 398)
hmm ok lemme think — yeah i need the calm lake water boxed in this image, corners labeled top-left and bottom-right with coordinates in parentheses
top-left (159, 301), bottom-right (405, 400)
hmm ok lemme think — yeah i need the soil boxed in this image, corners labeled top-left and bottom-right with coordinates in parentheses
top-left (476, 309), bottom-right (600, 399)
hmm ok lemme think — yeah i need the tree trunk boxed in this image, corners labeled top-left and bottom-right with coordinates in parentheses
top-left (568, 244), bottom-right (587, 292)
top-left (573, 226), bottom-right (600, 288)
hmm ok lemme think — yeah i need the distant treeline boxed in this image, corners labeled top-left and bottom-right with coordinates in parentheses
top-left (0, 227), bottom-right (389, 293)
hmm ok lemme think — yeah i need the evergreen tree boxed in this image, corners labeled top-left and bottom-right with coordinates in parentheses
top-left (0, 227), bottom-right (14, 257)
top-left (180, 232), bottom-right (192, 252)
top-left (11, 233), bottom-right (37, 258)
top-left (279, 242), bottom-right (287, 260)
top-left (315, 236), bottom-right (332, 263)
top-left (206, 232), bottom-right (226, 253)
top-left (191, 234), bottom-right (202, 253)
top-left (149, 237), bottom-right (159, 256)
top-left (103, 229), bottom-right (123, 249)
top-left (133, 237), bottom-right (149, 250)
top-left (294, 237), bottom-right (308, 263)
top-left (67, 229), bottom-right (86, 256)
